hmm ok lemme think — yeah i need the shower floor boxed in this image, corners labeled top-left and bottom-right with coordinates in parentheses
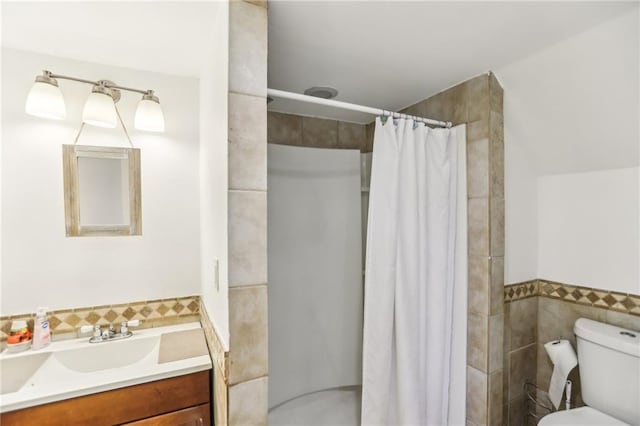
top-left (269, 387), bottom-right (361, 426)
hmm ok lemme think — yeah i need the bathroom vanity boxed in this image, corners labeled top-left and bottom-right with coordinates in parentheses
top-left (0, 371), bottom-right (210, 426)
top-left (0, 323), bottom-right (212, 425)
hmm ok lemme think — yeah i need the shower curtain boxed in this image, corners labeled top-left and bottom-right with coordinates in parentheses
top-left (361, 117), bottom-right (458, 425)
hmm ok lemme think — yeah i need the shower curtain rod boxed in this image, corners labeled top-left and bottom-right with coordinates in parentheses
top-left (267, 88), bottom-right (453, 128)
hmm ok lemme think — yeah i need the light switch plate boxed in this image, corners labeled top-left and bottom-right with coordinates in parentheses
top-left (213, 259), bottom-right (219, 291)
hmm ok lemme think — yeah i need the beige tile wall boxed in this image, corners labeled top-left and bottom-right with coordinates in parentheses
top-left (504, 280), bottom-right (640, 425)
top-left (226, 1), bottom-right (269, 425)
top-left (504, 290), bottom-right (538, 426)
top-left (267, 111), bottom-right (368, 151)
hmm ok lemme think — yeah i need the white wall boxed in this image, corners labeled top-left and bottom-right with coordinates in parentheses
top-left (1, 48), bottom-right (201, 315)
top-left (0, 12), bottom-right (5, 290)
top-left (498, 6), bottom-right (640, 290)
top-left (503, 125), bottom-right (538, 284)
top-left (537, 168), bottom-right (639, 294)
top-left (498, 8), bottom-right (638, 176)
top-left (199, 2), bottom-right (230, 348)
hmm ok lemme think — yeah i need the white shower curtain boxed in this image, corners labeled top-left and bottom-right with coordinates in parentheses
top-left (361, 117), bottom-right (458, 426)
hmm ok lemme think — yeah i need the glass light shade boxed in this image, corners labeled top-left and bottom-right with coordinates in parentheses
top-left (82, 92), bottom-right (117, 128)
top-left (134, 98), bottom-right (165, 132)
top-left (25, 81), bottom-right (66, 120)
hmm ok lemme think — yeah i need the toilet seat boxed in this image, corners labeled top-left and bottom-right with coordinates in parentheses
top-left (539, 406), bottom-right (629, 425)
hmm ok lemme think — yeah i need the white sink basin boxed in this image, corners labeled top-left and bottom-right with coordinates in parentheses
top-left (53, 336), bottom-right (159, 373)
top-left (0, 322), bottom-right (211, 413)
top-left (0, 353), bottom-right (50, 395)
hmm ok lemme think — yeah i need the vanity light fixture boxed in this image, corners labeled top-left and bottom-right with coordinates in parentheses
top-left (25, 71), bottom-right (66, 120)
top-left (26, 70), bottom-right (166, 133)
top-left (134, 91), bottom-right (165, 133)
top-left (82, 81), bottom-right (119, 128)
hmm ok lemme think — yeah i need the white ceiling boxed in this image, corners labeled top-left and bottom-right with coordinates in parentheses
top-left (267, 1), bottom-right (636, 124)
top-left (1, 1), bottom-right (219, 78)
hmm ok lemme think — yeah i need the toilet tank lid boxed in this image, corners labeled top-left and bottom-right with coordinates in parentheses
top-left (574, 318), bottom-right (640, 357)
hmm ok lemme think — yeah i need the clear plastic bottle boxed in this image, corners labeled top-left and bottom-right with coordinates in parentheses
top-left (32, 307), bottom-right (51, 350)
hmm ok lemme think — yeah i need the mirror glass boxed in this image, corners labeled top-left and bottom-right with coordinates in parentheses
top-left (63, 145), bottom-right (141, 237)
top-left (78, 157), bottom-right (130, 226)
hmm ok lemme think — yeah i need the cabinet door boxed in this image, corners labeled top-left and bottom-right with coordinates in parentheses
top-left (125, 403), bottom-right (210, 426)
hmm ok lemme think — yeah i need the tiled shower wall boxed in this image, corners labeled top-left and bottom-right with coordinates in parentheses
top-left (504, 280), bottom-right (640, 425)
top-left (267, 111), bottom-right (370, 151)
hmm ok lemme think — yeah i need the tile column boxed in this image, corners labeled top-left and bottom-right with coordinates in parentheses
top-left (226, 1), bottom-right (269, 425)
top-left (466, 73), bottom-right (505, 426)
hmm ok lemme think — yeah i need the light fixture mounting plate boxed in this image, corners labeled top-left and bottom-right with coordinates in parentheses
top-left (96, 80), bottom-right (121, 103)
top-left (35, 73), bottom-right (59, 87)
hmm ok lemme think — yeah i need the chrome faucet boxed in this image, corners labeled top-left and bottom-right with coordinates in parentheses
top-left (81, 320), bottom-right (141, 343)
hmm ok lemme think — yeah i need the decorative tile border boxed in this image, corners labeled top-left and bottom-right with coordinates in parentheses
top-left (505, 279), bottom-right (640, 316)
top-left (0, 295), bottom-right (200, 343)
top-left (504, 280), bottom-right (539, 303)
top-left (538, 279), bottom-right (640, 315)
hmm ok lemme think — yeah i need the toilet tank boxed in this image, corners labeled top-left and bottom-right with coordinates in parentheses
top-left (574, 318), bottom-right (640, 426)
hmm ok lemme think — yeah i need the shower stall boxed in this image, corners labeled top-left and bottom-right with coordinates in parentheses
top-left (267, 89), bottom-right (468, 426)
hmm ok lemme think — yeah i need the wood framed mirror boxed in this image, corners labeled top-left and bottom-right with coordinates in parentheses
top-left (62, 145), bottom-right (142, 237)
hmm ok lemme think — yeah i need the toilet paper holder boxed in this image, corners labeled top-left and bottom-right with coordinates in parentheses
top-left (524, 378), bottom-right (573, 422)
top-left (524, 382), bottom-right (554, 421)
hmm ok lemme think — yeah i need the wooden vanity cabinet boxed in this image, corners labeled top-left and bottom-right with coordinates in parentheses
top-left (0, 370), bottom-right (211, 426)
top-left (125, 403), bottom-right (210, 425)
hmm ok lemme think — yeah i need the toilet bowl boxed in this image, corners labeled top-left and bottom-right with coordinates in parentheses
top-left (538, 318), bottom-right (639, 426)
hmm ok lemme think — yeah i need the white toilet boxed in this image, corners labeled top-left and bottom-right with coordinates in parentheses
top-left (539, 318), bottom-right (640, 426)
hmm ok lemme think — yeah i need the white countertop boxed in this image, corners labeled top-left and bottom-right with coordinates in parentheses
top-left (0, 322), bottom-right (212, 413)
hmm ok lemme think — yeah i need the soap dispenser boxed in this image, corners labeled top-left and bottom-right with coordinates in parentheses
top-left (32, 307), bottom-right (51, 350)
